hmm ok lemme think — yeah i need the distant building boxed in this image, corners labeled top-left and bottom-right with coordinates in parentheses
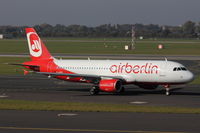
top-left (139, 36), bottom-right (143, 40)
top-left (0, 34), bottom-right (13, 39)
top-left (0, 34), bottom-right (3, 39)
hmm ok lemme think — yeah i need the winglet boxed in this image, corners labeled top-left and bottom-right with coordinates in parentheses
top-left (22, 69), bottom-right (29, 75)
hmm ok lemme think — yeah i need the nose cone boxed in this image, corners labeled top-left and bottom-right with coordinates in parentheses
top-left (186, 71), bottom-right (194, 83)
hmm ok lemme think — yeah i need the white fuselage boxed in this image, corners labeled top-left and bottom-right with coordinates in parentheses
top-left (54, 59), bottom-right (194, 84)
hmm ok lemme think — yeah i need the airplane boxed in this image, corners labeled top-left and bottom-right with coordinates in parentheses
top-left (15, 28), bottom-right (194, 96)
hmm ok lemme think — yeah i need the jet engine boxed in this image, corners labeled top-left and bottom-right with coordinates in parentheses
top-left (99, 79), bottom-right (122, 92)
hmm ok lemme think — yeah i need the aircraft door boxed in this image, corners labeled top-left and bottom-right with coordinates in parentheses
top-left (158, 62), bottom-right (168, 81)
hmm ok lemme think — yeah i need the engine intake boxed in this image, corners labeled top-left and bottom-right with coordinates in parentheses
top-left (99, 79), bottom-right (122, 92)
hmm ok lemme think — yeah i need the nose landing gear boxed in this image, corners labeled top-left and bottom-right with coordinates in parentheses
top-left (164, 85), bottom-right (170, 96)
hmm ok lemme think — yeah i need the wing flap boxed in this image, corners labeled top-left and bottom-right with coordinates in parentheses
top-left (36, 72), bottom-right (124, 80)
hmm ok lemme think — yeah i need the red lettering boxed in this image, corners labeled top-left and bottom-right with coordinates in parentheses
top-left (151, 65), bottom-right (158, 74)
top-left (110, 65), bottom-right (117, 73)
top-left (140, 65), bottom-right (145, 73)
top-left (144, 63), bottom-right (149, 74)
top-left (109, 63), bottom-right (159, 74)
top-left (118, 63), bottom-right (122, 73)
top-left (121, 65), bottom-right (126, 73)
top-left (133, 65), bottom-right (140, 74)
top-left (125, 63), bottom-right (132, 73)
top-left (148, 63), bottom-right (152, 74)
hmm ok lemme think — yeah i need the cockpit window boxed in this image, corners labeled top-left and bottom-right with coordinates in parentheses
top-left (181, 67), bottom-right (187, 71)
top-left (173, 67), bottom-right (187, 71)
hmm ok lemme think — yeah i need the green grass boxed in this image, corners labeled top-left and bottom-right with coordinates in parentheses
top-left (0, 38), bottom-right (200, 55)
top-left (0, 99), bottom-right (200, 114)
top-left (191, 76), bottom-right (200, 84)
top-left (39, 37), bottom-right (200, 42)
top-left (0, 57), bottom-right (29, 75)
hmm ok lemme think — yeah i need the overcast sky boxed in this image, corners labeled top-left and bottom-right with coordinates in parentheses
top-left (0, 0), bottom-right (200, 26)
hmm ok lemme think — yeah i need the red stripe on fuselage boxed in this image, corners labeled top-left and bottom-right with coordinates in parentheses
top-left (23, 59), bottom-right (84, 82)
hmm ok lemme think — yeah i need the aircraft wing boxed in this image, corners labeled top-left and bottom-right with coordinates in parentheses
top-left (36, 72), bottom-right (125, 81)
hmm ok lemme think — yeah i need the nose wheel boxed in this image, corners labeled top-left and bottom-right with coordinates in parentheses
top-left (164, 85), bottom-right (170, 96)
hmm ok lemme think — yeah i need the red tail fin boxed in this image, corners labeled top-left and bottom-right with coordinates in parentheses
top-left (25, 28), bottom-right (52, 61)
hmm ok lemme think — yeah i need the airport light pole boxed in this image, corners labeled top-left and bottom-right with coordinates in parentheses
top-left (131, 25), bottom-right (135, 50)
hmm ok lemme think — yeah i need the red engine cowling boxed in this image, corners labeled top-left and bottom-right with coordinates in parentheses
top-left (99, 79), bottom-right (122, 92)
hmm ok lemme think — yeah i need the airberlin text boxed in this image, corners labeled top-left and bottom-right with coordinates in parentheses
top-left (110, 63), bottom-right (158, 74)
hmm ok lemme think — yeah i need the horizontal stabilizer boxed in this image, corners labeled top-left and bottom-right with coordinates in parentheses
top-left (6, 63), bottom-right (39, 67)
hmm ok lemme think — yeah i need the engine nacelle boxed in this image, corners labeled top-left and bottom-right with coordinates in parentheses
top-left (99, 79), bottom-right (122, 92)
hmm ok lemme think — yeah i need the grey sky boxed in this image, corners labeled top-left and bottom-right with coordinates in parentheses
top-left (0, 0), bottom-right (200, 26)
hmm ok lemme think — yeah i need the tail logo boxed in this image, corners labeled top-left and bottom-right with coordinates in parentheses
top-left (32, 40), bottom-right (40, 52)
top-left (27, 32), bottom-right (42, 57)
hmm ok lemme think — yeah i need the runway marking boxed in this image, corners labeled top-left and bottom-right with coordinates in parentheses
top-left (0, 126), bottom-right (185, 133)
top-left (130, 101), bottom-right (148, 104)
top-left (57, 113), bottom-right (78, 116)
top-left (0, 95), bottom-right (8, 98)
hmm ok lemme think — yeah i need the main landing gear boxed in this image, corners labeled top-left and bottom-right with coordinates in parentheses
top-left (164, 85), bottom-right (170, 96)
top-left (90, 86), bottom-right (99, 95)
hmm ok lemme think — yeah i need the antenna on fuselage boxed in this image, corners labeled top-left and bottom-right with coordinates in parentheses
top-left (165, 58), bottom-right (168, 62)
top-left (88, 57), bottom-right (90, 61)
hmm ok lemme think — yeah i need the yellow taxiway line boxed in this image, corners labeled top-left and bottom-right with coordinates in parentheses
top-left (0, 126), bottom-right (185, 133)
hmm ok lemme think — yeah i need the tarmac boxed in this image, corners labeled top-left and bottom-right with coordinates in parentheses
top-left (0, 75), bottom-right (200, 108)
top-left (0, 59), bottom-right (200, 133)
top-left (0, 110), bottom-right (200, 133)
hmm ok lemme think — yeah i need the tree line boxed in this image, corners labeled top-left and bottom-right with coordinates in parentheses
top-left (0, 21), bottom-right (200, 38)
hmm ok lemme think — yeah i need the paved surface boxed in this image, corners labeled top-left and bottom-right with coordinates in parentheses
top-left (0, 53), bottom-right (200, 60)
top-left (0, 75), bottom-right (200, 108)
top-left (0, 110), bottom-right (200, 133)
top-left (0, 59), bottom-right (200, 133)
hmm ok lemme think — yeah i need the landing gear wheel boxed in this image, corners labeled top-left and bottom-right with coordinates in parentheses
top-left (166, 90), bottom-right (170, 96)
top-left (118, 87), bottom-right (125, 93)
top-left (164, 85), bottom-right (170, 96)
top-left (90, 86), bottom-right (99, 95)
top-left (114, 87), bottom-right (125, 95)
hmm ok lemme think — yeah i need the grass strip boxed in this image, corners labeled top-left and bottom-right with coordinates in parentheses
top-left (191, 76), bottom-right (200, 85)
top-left (0, 38), bottom-right (200, 55)
top-left (0, 99), bottom-right (200, 114)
